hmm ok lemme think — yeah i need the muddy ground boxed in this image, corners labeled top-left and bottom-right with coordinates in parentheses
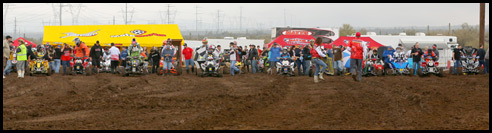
top-left (2, 71), bottom-right (489, 130)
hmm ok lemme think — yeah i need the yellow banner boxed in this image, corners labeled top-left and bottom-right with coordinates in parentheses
top-left (43, 24), bottom-right (184, 47)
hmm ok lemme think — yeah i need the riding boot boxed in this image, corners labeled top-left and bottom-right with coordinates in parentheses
top-left (319, 73), bottom-right (325, 80)
top-left (17, 70), bottom-right (21, 78)
top-left (314, 75), bottom-right (319, 83)
top-left (21, 71), bottom-right (25, 78)
top-left (186, 69), bottom-right (189, 74)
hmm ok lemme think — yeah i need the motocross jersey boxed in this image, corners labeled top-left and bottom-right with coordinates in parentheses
top-left (196, 45), bottom-right (208, 62)
top-left (393, 51), bottom-right (407, 62)
top-left (422, 51), bottom-right (436, 62)
top-left (75, 42), bottom-right (89, 59)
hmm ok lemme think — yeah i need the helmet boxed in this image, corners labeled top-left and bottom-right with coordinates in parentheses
top-left (32, 48), bottom-right (37, 53)
top-left (310, 39), bottom-right (315, 44)
top-left (207, 45), bottom-right (215, 53)
top-left (283, 47), bottom-right (288, 51)
top-left (73, 38), bottom-right (81, 46)
top-left (356, 32), bottom-right (361, 37)
top-left (202, 38), bottom-right (208, 44)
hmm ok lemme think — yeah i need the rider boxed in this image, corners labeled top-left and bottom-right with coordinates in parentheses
top-left (195, 38), bottom-right (209, 71)
top-left (422, 46), bottom-right (437, 63)
top-left (280, 47), bottom-right (291, 60)
top-left (383, 46), bottom-right (396, 71)
top-left (73, 38), bottom-right (90, 63)
top-left (393, 46), bottom-right (407, 63)
top-left (128, 38), bottom-right (143, 68)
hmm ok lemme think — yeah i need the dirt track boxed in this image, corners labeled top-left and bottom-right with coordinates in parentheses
top-left (2, 72), bottom-right (489, 130)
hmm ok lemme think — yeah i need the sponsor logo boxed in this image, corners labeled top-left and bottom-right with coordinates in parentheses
top-left (283, 38), bottom-right (310, 45)
top-left (111, 29), bottom-right (166, 38)
top-left (60, 30), bottom-right (100, 38)
top-left (281, 30), bottom-right (313, 36)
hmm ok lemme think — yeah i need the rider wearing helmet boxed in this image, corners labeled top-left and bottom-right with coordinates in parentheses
top-left (393, 46), bottom-right (407, 62)
top-left (195, 37), bottom-right (209, 70)
top-left (128, 38), bottom-right (143, 62)
top-left (73, 38), bottom-right (90, 62)
top-left (280, 47), bottom-right (291, 59)
top-left (422, 46), bottom-right (437, 63)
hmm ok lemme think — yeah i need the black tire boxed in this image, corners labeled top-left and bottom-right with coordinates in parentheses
top-left (120, 66), bottom-right (127, 77)
top-left (143, 67), bottom-right (149, 75)
top-left (457, 67), bottom-right (463, 76)
top-left (376, 69), bottom-right (383, 76)
top-left (157, 67), bottom-right (163, 76)
top-left (86, 65), bottom-right (93, 76)
top-left (385, 69), bottom-right (393, 76)
top-left (308, 68), bottom-right (314, 77)
top-left (478, 67), bottom-right (484, 75)
top-left (197, 68), bottom-right (203, 77)
top-left (46, 68), bottom-right (52, 76)
top-left (437, 68), bottom-right (444, 77)
top-left (418, 67), bottom-right (424, 77)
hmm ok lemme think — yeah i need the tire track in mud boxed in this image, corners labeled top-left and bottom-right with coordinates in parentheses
top-left (173, 75), bottom-right (292, 130)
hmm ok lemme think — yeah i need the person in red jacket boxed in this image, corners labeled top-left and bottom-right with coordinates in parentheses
top-left (310, 37), bottom-right (328, 83)
top-left (182, 43), bottom-right (194, 74)
top-left (348, 32), bottom-right (367, 82)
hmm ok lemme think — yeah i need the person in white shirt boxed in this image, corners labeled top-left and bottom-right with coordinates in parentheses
top-left (108, 43), bottom-right (121, 74)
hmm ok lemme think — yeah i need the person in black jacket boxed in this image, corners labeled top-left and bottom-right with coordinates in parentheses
top-left (53, 45), bottom-right (62, 74)
top-left (89, 41), bottom-right (103, 73)
top-left (150, 46), bottom-right (161, 74)
top-left (302, 42), bottom-right (313, 76)
top-left (248, 44), bottom-right (259, 74)
top-left (477, 44), bottom-right (486, 74)
top-left (411, 42), bottom-right (424, 75)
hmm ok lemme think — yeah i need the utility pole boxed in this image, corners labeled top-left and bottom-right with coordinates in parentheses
top-left (113, 16), bottom-right (115, 25)
top-left (167, 4), bottom-right (170, 24)
top-left (125, 3), bottom-right (128, 25)
top-left (427, 25), bottom-right (430, 35)
top-left (195, 5), bottom-right (201, 38)
top-left (240, 6), bottom-right (242, 32)
top-left (217, 10), bottom-right (221, 34)
top-left (3, 3), bottom-right (13, 35)
top-left (479, 3), bottom-right (485, 46)
top-left (284, 9), bottom-right (286, 26)
top-left (448, 23), bottom-right (451, 36)
top-left (14, 17), bottom-right (16, 36)
top-left (60, 3), bottom-right (62, 25)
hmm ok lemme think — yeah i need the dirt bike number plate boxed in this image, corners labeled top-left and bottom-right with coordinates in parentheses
top-left (400, 69), bottom-right (403, 72)
top-left (284, 68), bottom-right (287, 72)
top-left (132, 68), bottom-right (136, 72)
top-left (77, 66), bottom-right (80, 69)
top-left (209, 68), bottom-right (212, 71)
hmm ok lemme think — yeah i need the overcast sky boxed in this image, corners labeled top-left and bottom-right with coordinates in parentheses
top-left (3, 3), bottom-right (489, 33)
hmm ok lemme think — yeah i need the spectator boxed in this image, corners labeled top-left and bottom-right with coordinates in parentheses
top-left (485, 48), bottom-right (489, 74)
top-left (182, 43), bottom-right (194, 74)
top-left (325, 46), bottom-right (334, 75)
top-left (120, 47), bottom-right (128, 68)
top-left (333, 44), bottom-right (344, 76)
top-left (161, 43), bottom-right (174, 76)
top-left (108, 43), bottom-right (121, 74)
top-left (4, 41), bottom-right (14, 76)
top-left (90, 41), bottom-right (103, 73)
top-left (60, 43), bottom-right (73, 75)
top-left (16, 39), bottom-right (27, 78)
top-left (268, 43), bottom-right (281, 74)
top-left (348, 32), bottom-right (367, 82)
top-left (311, 37), bottom-right (327, 83)
top-left (411, 42), bottom-right (424, 75)
top-left (248, 44), bottom-right (259, 74)
top-left (229, 42), bottom-right (241, 76)
top-left (452, 45), bottom-right (463, 75)
top-left (257, 45), bottom-right (262, 56)
top-left (302, 41), bottom-right (313, 76)
top-left (293, 45), bottom-right (303, 76)
top-left (150, 46), bottom-right (160, 74)
top-left (243, 46), bottom-right (249, 73)
top-left (432, 44), bottom-right (440, 61)
top-left (53, 45), bottom-right (62, 74)
top-left (3, 36), bottom-right (12, 79)
top-left (477, 44), bottom-right (486, 74)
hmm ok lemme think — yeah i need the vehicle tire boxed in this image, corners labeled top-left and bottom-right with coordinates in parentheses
top-left (120, 66), bottom-right (127, 77)
top-left (46, 68), bottom-right (52, 76)
top-left (197, 68), bottom-right (203, 77)
top-left (143, 67), bottom-right (149, 75)
top-left (409, 69), bottom-right (415, 77)
top-left (86, 65), bottom-right (93, 76)
top-left (437, 68), bottom-right (444, 77)
top-left (157, 67), bottom-right (162, 76)
top-left (385, 69), bottom-right (393, 76)
top-left (308, 68), bottom-right (314, 77)
top-left (478, 67), bottom-right (484, 75)
top-left (376, 69), bottom-right (383, 76)
top-left (457, 67), bottom-right (463, 76)
top-left (418, 67), bottom-right (424, 77)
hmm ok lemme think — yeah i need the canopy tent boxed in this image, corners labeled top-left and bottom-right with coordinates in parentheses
top-left (331, 36), bottom-right (384, 49)
top-left (43, 24), bottom-right (185, 48)
top-left (13, 37), bottom-right (37, 48)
